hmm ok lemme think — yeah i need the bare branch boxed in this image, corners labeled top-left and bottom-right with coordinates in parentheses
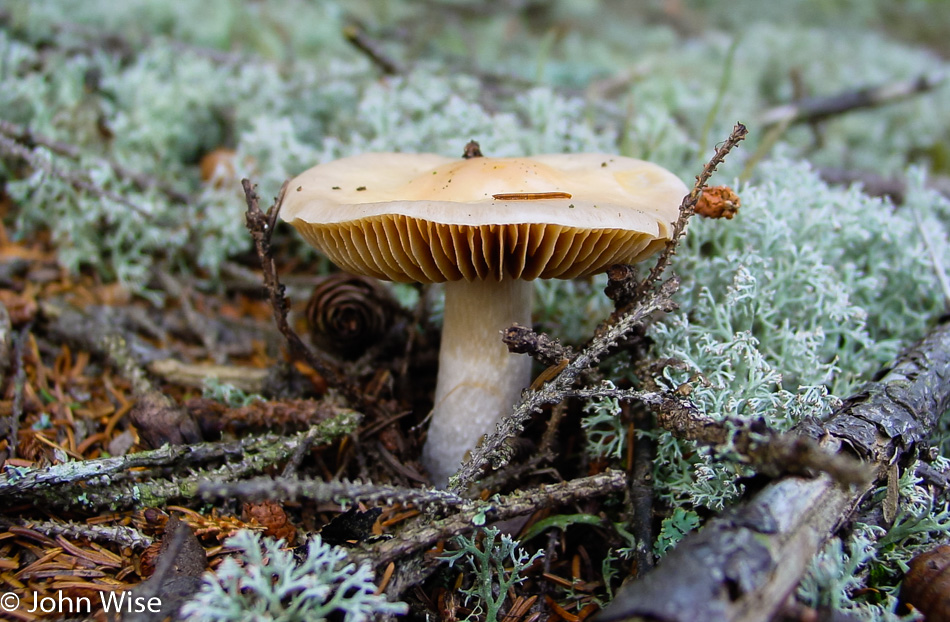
top-left (0, 414), bottom-right (359, 501)
top-left (342, 23), bottom-right (404, 75)
top-left (363, 470), bottom-right (627, 592)
top-left (0, 517), bottom-right (154, 550)
top-left (198, 476), bottom-right (467, 513)
top-left (0, 133), bottom-right (157, 219)
top-left (449, 278), bottom-right (680, 492)
top-left (760, 72), bottom-right (946, 127)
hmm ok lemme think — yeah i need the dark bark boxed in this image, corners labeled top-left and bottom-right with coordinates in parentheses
top-left (628, 407), bottom-right (657, 577)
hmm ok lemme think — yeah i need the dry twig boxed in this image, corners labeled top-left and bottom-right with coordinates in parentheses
top-left (759, 72), bottom-right (946, 127)
top-left (0, 415), bottom-right (359, 504)
top-left (198, 476), bottom-right (467, 513)
top-left (367, 470), bottom-right (628, 594)
top-left (451, 278), bottom-right (680, 493)
top-left (0, 132), bottom-right (157, 219)
top-left (0, 516), bottom-right (154, 550)
top-left (630, 122), bottom-right (748, 306)
top-left (241, 180), bottom-right (360, 403)
top-left (342, 23), bottom-right (404, 75)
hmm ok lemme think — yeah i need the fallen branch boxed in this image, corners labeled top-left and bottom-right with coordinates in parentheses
top-left (197, 469), bottom-right (626, 596)
top-left (366, 470), bottom-right (628, 594)
top-left (450, 278), bottom-right (680, 493)
top-left (198, 476), bottom-right (468, 513)
top-left (55, 458), bottom-right (297, 511)
top-left (503, 323), bottom-right (574, 368)
top-left (759, 72), bottom-right (945, 127)
top-left (598, 318), bottom-right (950, 622)
top-left (630, 122), bottom-right (748, 306)
top-left (0, 413), bottom-right (360, 502)
top-left (818, 167), bottom-right (950, 204)
top-left (342, 23), bottom-right (403, 75)
top-left (148, 359), bottom-right (269, 392)
top-left (0, 132), bottom-right (157, 220)
top-left (0, 517), bottom-right (154, 550)
top-left (6, 324), bottom-right (28, 461)
top-left (628, 405), bottom-right (657, 577)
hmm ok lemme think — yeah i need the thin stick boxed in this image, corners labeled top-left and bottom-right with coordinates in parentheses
top-left (631, 122), bottom-right (748, 305)
top-left (0, 517), bottom-right (153, 550)
top-left (914, 209), bottom-right (950, 310)
top-left (450, 124), bottom-right (749, 492)
top-left (628, 405), bottom-right (656, 577)
top-left (199, 475), bottom-right (467, 512)
top-left (366, 471), bottom-right (627, 574)
top-left (0, 421), bottom-right (357, 498)
top-left (7, 326), bottom-right (30, 462)
top-left (342, 24), bottom-right (403, 75)
top-left (241, 179), bottom-right (359, 403)
top-left (450, 278), bottom-right (680, 493)
top-left (0, 119), bottom-right (189, 203)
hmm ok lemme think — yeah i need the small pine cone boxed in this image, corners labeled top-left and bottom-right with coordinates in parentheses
top-left (306, 273), bottom-right (394, 359)
top-left (900, 544), bottom-right (950, 621)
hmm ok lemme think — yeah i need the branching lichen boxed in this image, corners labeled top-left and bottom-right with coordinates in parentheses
top-left (181, 530), bottom-right (407, 622)
top-left (439, 527), bottom-right (543, 622)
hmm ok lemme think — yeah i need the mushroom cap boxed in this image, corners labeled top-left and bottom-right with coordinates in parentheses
top-left (281, 152), bottom-right (687, 283)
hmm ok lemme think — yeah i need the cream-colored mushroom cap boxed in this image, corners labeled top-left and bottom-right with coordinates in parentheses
top-left (281, 152), bottom-right (686, 283)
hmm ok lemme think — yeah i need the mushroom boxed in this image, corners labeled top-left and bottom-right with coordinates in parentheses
top-left (281, 149), bottom-right (687, 486)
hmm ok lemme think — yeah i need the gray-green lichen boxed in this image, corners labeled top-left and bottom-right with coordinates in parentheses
top-left (182, 530), bottom-right (407, 621)
top-left (2, 1), bottom-right (950, 619)
top-left (3, 1), bottom-right (949, 292)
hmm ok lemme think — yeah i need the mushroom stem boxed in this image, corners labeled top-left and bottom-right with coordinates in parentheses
top-left (422, 278), bottom-right (533, 487)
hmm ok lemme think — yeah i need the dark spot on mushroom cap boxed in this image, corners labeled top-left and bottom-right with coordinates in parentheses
top-left (356, 186), bottom-right (367, 191)
top-left (332, 186), bottom-right (341, 190)
top-left (296, 186), bottom-right (302, 191)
